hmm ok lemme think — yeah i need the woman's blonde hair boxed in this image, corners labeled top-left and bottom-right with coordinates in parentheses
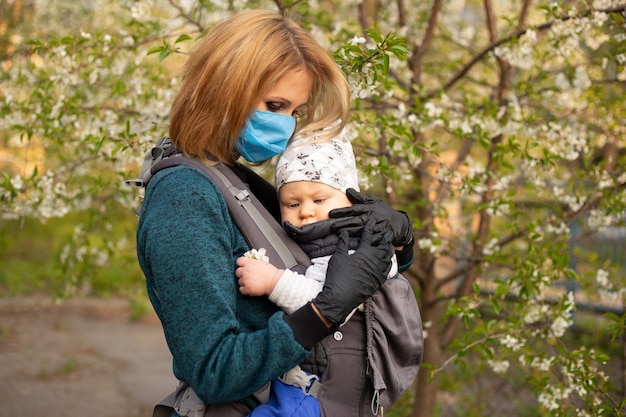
top-left (168, 9), bottom-right (350, 165)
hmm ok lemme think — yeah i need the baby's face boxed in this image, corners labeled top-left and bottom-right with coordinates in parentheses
top-left (278, 181), bottom-right (352, 228)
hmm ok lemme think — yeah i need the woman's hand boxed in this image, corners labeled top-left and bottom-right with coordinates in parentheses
top-left (312, 219), bottom-right (394, 327)
top-left (329, 188), bottom-right (413, 248)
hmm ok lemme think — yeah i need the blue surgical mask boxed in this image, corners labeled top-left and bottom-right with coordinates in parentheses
top-left (236, 110), bottom-right (296, 162)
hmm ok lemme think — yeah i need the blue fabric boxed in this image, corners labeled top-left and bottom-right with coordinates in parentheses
top-left (237, 110), bottom-right (295, 162)
top-left (249, 379), bottom-right (320, 417)
top-left (136, 166), bottom-right (309, 408)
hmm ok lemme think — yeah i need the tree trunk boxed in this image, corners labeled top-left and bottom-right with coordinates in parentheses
top-left (411, 279), bottom-right (444, 417)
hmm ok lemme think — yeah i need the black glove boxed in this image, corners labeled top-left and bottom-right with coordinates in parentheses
top-left (283, 219), bottom-right (339, 243)
top-left (283, 219), bottom-right (360, 258)
top-left (329, 188), bottom-right (413, 247)
top-left (313, 220), bottom-right (394, 327)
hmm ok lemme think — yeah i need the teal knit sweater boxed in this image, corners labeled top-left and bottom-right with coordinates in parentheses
top-left (136, 165), bottom-right (309, 407)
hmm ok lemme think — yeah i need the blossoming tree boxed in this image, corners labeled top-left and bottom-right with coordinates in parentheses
top-left (1, 0), bottom-right (625, 416)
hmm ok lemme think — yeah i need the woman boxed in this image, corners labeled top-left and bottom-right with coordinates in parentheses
top-left (137, 9), bottom-right (414, 417)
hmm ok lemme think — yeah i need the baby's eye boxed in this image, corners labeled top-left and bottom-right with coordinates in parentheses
top-left (287, 202), bottom-right (300, 209)
top-left (313, 198), bottom-right (325, 204)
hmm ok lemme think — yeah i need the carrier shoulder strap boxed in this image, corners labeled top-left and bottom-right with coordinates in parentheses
top-left (133, 139), bottom-right (311, 273)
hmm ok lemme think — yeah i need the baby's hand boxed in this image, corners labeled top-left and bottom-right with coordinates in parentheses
top-left (236, 256), bottom-right (283, 297)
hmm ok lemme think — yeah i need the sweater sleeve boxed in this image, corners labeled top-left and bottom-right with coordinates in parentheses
top-left (268, 256), bottom-right (329, 314)
top-left (396, 237), bottom-right (415, 273)
top-left (136, 166), bottom-right (310, 405)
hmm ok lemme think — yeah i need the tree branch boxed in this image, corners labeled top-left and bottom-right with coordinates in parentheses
top-left (167, 0), bottom-right (206, 33)
top-left (426, 5), bottom-right (626, 99)
top-left (408, 0), bottom-right (442, 85)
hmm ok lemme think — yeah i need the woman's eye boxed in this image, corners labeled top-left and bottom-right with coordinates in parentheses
top-left (265, 102), bottom-right (282, 112)
top-left (292, 106), bottom-right (307, 119)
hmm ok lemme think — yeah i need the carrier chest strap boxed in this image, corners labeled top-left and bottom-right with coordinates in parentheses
top-left (208, 163), bottom-right (302, 271)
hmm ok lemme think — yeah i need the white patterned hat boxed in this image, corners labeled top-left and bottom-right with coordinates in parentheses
top-left (275, 129), bottom-right (359, 193)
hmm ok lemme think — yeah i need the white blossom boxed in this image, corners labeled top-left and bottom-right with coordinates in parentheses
top-left (524, 303), bottom-right (548, 324)
top-left (243, 248), bottom-right (270, 263)
top-left (417, 238), bottom-right (438, 254)
top-left (10, 175), bottom-right (24, 190)
top-left (551, 315), bottom-right (572, 338)
top-left (482, 238), bottom-right (501, 256)
top-left (595, 269), bottom-right (609, 287)
top-left (573, 67), bottom-right (591, 90)
top-left (424, 102), bottom-right (443, 118)
top-left (488, 360), bottom-right (510, 374)
top-left (531, 356), bottom-right (554, 371)
top-left (543, 221), bottom-right (569, 236)
top-left (500, 334), bottom-right (523, 351)
top-left (349, 36), bottom-right (367, 45)
top-left (538, 386), bottom-right (567, 411)
top-left (486, 201), bottom-right (510, 217)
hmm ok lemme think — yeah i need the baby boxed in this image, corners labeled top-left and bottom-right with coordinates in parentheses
top-left (235, 130), bottom-right (398, 314)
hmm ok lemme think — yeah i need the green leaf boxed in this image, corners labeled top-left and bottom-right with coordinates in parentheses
top-left (158, 48), bottom-right (171, 62)
top-left (365, 29), bottom-right (383, 44)
top-left (389, 45), bottom-right (408, 57)
top-left (147, 45), bottom-right (164, 56)
top-left (175, 34), bottom-right (191, 44)
top-left (492, 299), bottom-right (500, 315)
top-left (383, 54), bottom-right (389, 76)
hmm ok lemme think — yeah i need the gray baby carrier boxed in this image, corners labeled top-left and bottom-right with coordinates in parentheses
top-left (127, 138), bottom-right (424, 417)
